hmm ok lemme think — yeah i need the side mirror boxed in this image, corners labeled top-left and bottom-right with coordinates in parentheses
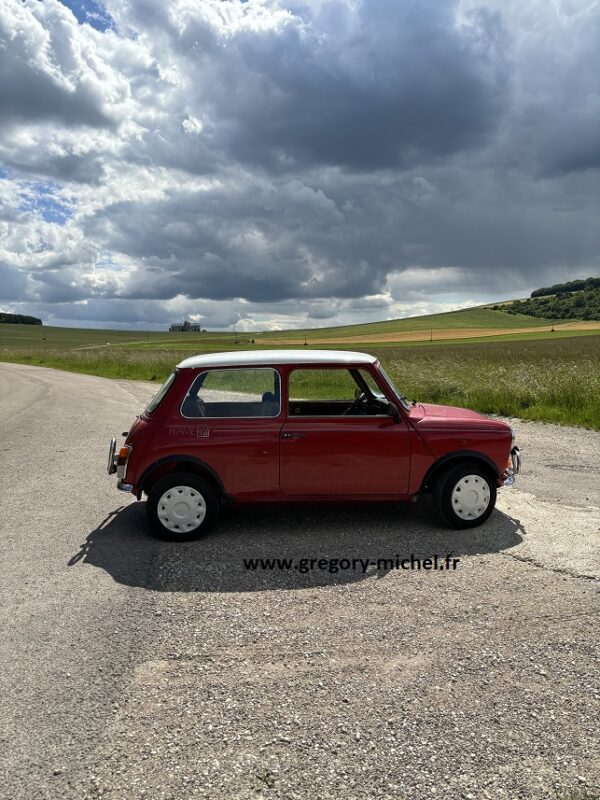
top-left (386, 402), bottom-right (401, 422)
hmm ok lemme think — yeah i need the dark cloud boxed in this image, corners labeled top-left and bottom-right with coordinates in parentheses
top-left (29, 268), bottom-right (90, 303)
top-left (307, 306), bottom-right (339, 320)
top-left (157, 0), bottom-right (511, 171)
top-left (2, 150), bottom-right (106, 184)
top-left (0, 263), bottom-right (28, 300)
top-left (0, 0), bottom-right (129, 144)
top-left (2, 297), bottom-right (242, 330)
top-left (0, 43), bottom-right (112, 132)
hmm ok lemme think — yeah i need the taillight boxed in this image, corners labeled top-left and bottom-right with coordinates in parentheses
top-left (116, 445), bottom-right (132, 479)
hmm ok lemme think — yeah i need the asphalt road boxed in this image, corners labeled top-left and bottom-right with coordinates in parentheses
top-left (0, 362), bottom-right (599, 800)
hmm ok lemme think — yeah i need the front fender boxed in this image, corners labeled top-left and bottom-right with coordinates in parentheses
top-left (418, 450), bottom-right (502, 493)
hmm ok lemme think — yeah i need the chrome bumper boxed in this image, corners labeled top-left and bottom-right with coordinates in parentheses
top-left (107, 437), bottom-right (132, 485)
top-left (107, 436), bottom-right (117, 475)
top-left (503, 446), bottom-right (521, 487)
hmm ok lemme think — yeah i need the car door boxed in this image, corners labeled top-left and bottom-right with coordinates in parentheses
top-left (280, 367), bottom-right (410, 496)
top-left (179, 366), bottom-right (283, 499)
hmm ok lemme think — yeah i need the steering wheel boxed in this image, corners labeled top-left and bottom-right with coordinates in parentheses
top-left (343, 391), bottom-right (369, 416)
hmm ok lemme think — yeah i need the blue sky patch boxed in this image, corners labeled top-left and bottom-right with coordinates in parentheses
top-left (57, 0), bottom-right (114, 32)
top-left (95, 250), bottom-right (125, 270)
top-left (19, 183), bottom-right (74, 225)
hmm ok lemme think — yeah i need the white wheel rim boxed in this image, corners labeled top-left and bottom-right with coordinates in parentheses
top-left (157, 486), bottom-right (207, 533)
top-left (451, 474), bottom-right (491, 520)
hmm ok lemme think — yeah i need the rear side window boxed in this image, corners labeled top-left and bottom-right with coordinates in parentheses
top-left (145, 371), bottom-right (176, 414)
top-left (181, 368), bottom-right (281, 418)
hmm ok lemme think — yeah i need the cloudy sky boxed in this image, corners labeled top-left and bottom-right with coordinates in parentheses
top-left (0, 0), bottom-right (599, 331)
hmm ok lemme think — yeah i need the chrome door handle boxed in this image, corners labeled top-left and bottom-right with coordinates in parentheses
top-left (282, 432), bottom-right (307, 439)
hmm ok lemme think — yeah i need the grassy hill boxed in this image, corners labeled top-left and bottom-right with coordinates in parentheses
top-left (258, 307), bottom-right (549, 339)
top-left (252, 306), bottom-right (600, 347)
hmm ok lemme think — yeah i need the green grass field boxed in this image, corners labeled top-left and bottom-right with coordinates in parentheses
top-left (370, 337), bottom-right (600, 429)
top-left (0, 306), bottom-right (588, 353)
top-left (1, 309), bottom-right (599, 429)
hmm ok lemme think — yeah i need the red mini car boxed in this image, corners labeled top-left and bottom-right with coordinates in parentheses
top-left (107, 350), bottom-right (520, 540)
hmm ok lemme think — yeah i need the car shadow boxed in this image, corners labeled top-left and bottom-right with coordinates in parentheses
top-left (69, 497), bottom-right (526, 593)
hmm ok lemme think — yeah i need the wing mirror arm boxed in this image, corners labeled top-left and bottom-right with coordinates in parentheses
top-left (386, 402), bottom-right (401, 423)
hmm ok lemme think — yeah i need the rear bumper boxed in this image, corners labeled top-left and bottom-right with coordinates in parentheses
top-left (107, 436), bottom-right (117, 475)
top-left (502, 446), bottom-right (521, 487)
top-left (107, 437), bottom-right (133, 483)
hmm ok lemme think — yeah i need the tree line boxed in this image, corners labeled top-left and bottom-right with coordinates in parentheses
top-left (531, 276), bottom-right (600, 298)
top-left (497, 285), bottom-right (600, 320)
top-left (0, 313), bottom-right (43, 325)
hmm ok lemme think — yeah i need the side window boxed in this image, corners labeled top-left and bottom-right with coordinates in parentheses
top-left (146, 371), bottom-right (176, 414)
top-left (181, 368), bottom-right (281, 418)
top-left (288, 368), bottom-right (387, 416)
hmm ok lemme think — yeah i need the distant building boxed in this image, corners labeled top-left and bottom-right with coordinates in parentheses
top-left (169, 321), bottom-right (203, 332)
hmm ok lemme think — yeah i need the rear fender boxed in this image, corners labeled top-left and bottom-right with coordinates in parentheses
top-left (136, 456), bottom-right (226, 500)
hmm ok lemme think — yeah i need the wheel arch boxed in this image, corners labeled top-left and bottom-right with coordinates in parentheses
top-left (420, 450), bottom-right (500, 493)
top-left (136, 456), bottom-right (226, 500)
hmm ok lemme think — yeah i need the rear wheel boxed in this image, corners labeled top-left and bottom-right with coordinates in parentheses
top-left (433, 462), bottom-right (497, 529)
top-left (146, 472), bottom-right (218, 540)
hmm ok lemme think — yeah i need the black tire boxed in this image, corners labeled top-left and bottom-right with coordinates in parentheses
top-left (146, 472), bottom-right (219, 541)
top-left (433, 462), bottom-right (497, 529)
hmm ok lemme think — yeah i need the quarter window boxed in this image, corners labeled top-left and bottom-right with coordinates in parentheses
top-left (146, 371), bottom-right (176, 414)
top-left (181, 368), bottom-right (281, 418)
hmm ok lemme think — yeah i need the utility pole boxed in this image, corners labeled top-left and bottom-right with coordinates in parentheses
top-left (430, 327), bottom-right (433, 342)
top-left (304, 329), bottom-right (307, 346)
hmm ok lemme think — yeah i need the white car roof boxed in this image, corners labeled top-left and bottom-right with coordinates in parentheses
top-left (176, 349), bottom-right (377, 369)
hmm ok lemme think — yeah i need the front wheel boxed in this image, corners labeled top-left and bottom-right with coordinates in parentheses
top-left (146, 472), bottom-right (219, 541)
top-left (433, 463), bottom-right (497, 529)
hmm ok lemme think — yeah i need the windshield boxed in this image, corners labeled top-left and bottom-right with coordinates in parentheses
top-left (145, 371), bottom-right (176, 414)
top-left (377, 364), bottom-right (411, 410)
